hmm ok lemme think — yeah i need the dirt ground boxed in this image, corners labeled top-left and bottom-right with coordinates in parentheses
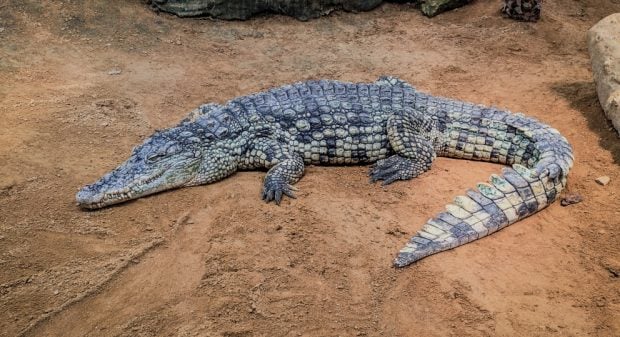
top-left (1, 1), bottom-right (619, 336)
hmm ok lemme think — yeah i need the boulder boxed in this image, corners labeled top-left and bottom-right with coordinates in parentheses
top-left (149, 0), bottom-right (473, 20)
top-left (419, 0), bottom-right (471, 17)
top-left (149, 0), bottom-right (384, 20)
top-left (501, 0), bottom-right (541, 22)
top-left (588, 14), bottom-right (620, 136)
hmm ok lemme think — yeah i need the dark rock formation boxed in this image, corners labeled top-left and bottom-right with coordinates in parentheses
top-left (149, 0), bottom-right (384, 20)
top-left (501, 0), bottom-right (541, 22)
top-left (149, 0), bottom-right (473, 20)
top-left (419, 0), bottom-right (471, 17)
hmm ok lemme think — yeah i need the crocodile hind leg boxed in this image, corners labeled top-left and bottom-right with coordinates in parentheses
top-left (370, 112), bottom-right (437, 185)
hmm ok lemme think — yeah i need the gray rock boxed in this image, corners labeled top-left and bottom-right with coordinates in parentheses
top-left (107, 68), bottom-right (122, 75)
top-left (595, 176), bottom-right (610, 186)
top-left (588, 14), bottom-right (620, 136)
top-left (560, 193), bottom-right (582, 206)
top-left (501, 0), bottom-right (541, 22)
top-left (149, 0), bottom-right (472, 20)
top-left (150, 0), bottom-right (383, 20)
top-left (419, 0), bottom-right (471, 17)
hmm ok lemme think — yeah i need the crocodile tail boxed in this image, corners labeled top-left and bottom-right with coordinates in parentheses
top-left (394, 121), bottom-right (574, 267)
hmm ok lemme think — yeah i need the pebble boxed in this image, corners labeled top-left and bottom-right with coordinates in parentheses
top-left (0, 27), bottom-right (5, 33)
top-left (561, 193), bottom-right (583, 206)
top-left (107, 68), bottom-right (122, 75)
top-left (595, 176), bottom-right (610, 185)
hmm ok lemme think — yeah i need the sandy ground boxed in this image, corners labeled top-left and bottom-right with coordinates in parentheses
top-left (1, 1), bottom-right (619, 336)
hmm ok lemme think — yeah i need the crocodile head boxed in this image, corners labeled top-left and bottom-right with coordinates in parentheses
top-left (76, 112), bottom-right (243, 209)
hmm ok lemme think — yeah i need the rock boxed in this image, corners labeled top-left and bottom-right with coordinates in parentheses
top-left (420, 0), bottom-right (472, 17)
top-left (150, 0), bottom-right (382, 20)
top-left (595, 176), bottom-right (610, 186)
top-left (560, 193), bottom-right (583, 206)
top-left (149, 0), bottom-right (473, 20)
top-left (501, 0), bottom-right (541, 22)
top-left (107, 68), bottom-right (122, 75)
top-left (588, 14), bottom-right (620, 136)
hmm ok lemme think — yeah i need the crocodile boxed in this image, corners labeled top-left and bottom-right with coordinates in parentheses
top-left (76, 76), bottom-right (574, 267)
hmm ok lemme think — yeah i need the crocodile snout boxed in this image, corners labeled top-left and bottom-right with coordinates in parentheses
top-left (76, 185), bottom-right (103, 208)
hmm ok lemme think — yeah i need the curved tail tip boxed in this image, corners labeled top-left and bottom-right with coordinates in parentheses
top-left (393, 249), bottom-right (429, 268)
top-left (393, 254), bottom-right (413, 268)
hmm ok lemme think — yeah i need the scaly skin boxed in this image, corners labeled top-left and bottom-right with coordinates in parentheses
top-left (76, 76), bottom-right (573, 267)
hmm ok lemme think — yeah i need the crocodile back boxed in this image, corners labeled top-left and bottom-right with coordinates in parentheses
top-left (229, 80), bottom-right (416, 164)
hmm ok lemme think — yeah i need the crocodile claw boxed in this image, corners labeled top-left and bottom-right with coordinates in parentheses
top-left (369, 155), bottom-right (416, 186)
top-left (262, 180), bottom-right (297, 205)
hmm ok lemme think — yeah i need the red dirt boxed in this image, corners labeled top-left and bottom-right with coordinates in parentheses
top-left (0, 1), bottom-right (618, 336)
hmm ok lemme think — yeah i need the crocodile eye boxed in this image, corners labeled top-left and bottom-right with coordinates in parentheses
top-left (146, 142), bottom-right (178, 162)
top-left (146, 152), bottom-right (166, 163)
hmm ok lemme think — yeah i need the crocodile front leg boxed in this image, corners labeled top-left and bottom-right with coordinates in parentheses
top-left (242, 138), bottom-right (305, 204)
top-left (370, 110), bottom-right (437, 185)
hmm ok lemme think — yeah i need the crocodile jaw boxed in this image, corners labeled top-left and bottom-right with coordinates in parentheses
top-left (76, 166), bottom-right (165, 209)
top-left (76, 159), bottom-right (200, 209)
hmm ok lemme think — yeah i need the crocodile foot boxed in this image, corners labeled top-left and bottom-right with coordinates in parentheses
top-left (262, 177), bottom-right (298, 205)
top-left (369, 155), bottom-right (417, 186)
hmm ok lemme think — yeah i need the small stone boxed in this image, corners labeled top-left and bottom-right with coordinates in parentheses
top-left (107, 68), bottom-right (122, 75)
top-left (0, 27), bottom-right (5, 33)
top-left (561, 193), bottom-right (583, 206)
top-left (595, 176), bottom-right (610, 186)
top-left (53, 290), bottom-right (59, 295)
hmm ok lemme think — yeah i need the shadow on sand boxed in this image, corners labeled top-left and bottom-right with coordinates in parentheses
top-left (552, 81), bottom-right (620, 165)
